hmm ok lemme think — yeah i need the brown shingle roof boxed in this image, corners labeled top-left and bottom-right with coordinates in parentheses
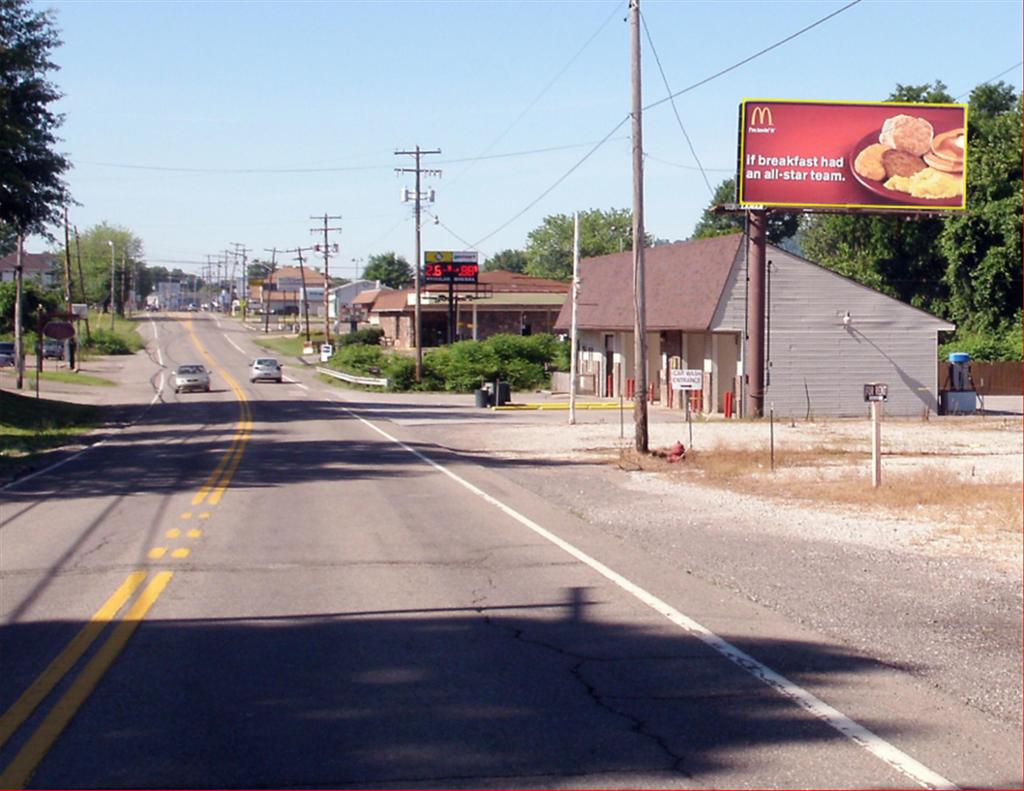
top-left (0, 251), bottom-right (57, 275)
top-left (372, 290), bottom-right (411, 311)
top-left (554, 234), bottom-right (744, 331)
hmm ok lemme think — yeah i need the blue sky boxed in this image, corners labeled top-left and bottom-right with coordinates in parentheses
top-left (31, 0), bottom-right (1024, 278)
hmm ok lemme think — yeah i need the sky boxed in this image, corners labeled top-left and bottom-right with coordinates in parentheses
top-left (27, 0), bottom-right (1024, 280)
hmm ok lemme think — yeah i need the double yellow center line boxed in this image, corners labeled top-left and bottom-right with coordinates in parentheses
top-left (0, 318), bottom-right (251, 788)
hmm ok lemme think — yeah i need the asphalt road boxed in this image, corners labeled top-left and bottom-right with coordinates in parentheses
top-left (0, 314), bottom-right (1020, 789)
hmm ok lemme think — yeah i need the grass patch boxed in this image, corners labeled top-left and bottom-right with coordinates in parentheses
top-left (253, 335), bottom-right (312, 358)
top-left (616, 442), bottom-right (1023, 535)
top-left (27, 371), bottom-right (116, 387)
top-left (0, 390), bottom-right (100, 477)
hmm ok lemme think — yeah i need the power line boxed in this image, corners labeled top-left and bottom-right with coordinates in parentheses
top-left (73, 139), bottom-right (629, 176)
top-left (644, 0), bottom-right (863, 112)
top-left (640, 9), bottom-right (714, 196)
top-left (472, 0), bottom-right (864, 247)
top-left (954, 61), bottom-right (1023, 100)
top-left (449, 1), bottom-right (625, 185)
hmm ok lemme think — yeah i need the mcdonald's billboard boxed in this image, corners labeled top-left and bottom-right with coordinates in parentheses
top-left (737, 99), bottom-right (968, 211)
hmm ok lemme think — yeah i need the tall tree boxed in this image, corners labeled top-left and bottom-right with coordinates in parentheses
top-left (58, 223), bottom-right (145, 310)
top-left (0, 0), bottom-right (70, 236)
top-left (483, 249), bottom-right (527, 273)
top-left (939, 89), bottom-right (1022, 332)
top-left (691, 178), bottom-right (799, 244)
top-left (524, 208), bottom-right (644, 281)
top-left (362, 252), bottom-right (413, 289)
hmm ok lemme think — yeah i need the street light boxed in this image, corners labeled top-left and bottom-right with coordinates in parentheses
top-left (107, 240), bottom-right (115, 330)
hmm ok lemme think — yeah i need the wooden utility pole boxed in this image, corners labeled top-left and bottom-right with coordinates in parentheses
top-left (14, 235), bottom-right (24, 389)
top-left (262, 247), bottom-right (278, 334)
top-left (569, 211), bottom-right (580, 426)
top-left (73, 227), bottom-right (91, 342)
top-left (282, 246), bottom-right (315, 342)
top-left (395, 146), bottom-right (441, 381)
top-left (230, 243), bottom-right (250, 321)
top-left (310, 213), bottom-right (342, 344)
top-left (630, 0), bottom-right (649, 453)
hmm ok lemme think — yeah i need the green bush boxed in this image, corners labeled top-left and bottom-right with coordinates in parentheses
top-left (335, 343), bottom-right (386, 374)
top-left (939, 315), bottom-right (1023, 362)
top-left (384, 355), bottom-right (417, 391)
top-left (84, 329), bottom-right (133, 355)
top-left (339, 327), bottom-right (384, 347)
top-left (414, 333), bottom-right (565, 393)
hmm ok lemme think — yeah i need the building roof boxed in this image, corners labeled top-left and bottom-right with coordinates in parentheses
top-left (555, 234), bottom-right (744, 332)
top-left (372, 290), bottom-right (412, 312)
top-left (352, 288), bottom-right (387, 306)
top-left (269, 266), bottom-right (327, 287)
top-left (0, 251), bottom-right (58, 275)
top-left (449, 269), bottom-right (568, 294)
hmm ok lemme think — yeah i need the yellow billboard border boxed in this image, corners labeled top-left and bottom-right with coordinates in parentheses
top-left (737, 98), bottom-right (969, 212)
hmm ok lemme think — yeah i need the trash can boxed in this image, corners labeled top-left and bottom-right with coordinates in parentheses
top-left (474, 388), bottom-right (491, 408)
top-left (494, 380), bottom-right (511, 406)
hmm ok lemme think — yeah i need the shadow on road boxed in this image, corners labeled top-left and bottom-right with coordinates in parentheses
top-left (0, 586), bottom-right (957, 788)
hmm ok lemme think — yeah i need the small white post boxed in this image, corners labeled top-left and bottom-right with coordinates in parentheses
top-left (871, 400), bottom-right (882, 488)
top-left (569, 211), bottom-right (580, 425)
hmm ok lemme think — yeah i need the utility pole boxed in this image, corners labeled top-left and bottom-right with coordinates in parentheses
top-left (630, 0), bottom-right (649, 453)
top-left (108, 240), bottom-right (116, 330)
top-left (282, 246), bottom-right (315, 342)
top-left (310, 214), bottom-right (342, 344)
top-left (262, 247), bottom-right (278, 333)
top-left (14, 234), bottom-right (24, 389)
top-left (395, 145), bottom-right (441, 382)
top-left (73, 227), bottom-right (91, 343)
top-left (230, 243), bottom-right (250, 321)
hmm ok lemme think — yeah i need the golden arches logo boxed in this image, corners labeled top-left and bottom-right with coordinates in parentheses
top-left (750, 106), bottom-right (774, 126)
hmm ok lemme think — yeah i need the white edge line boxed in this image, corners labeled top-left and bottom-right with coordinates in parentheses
top-left (336, 400), bottom-right (958, 791)
top-left (223, 334), bottom-right (247, 356)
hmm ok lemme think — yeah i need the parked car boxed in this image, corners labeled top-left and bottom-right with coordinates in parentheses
top-left (250, 358), bottom-right (283, 383)
top-left (0, 341), bottom-right (14, 367)
top-left (173, 364), bottom-right (211, 393)
top-left (42, 340), bottom-right (65, 360)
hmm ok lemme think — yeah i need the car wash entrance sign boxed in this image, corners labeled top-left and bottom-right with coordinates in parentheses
top-left (738, 99), bottom-right (967, 211)
top-left (423, 251), bottom-right (479, 284)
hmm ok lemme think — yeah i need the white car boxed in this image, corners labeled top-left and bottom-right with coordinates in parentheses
top-left (250, 358), bottom-right (283, 383)
top-left (173, 364), bottom-right (211, 393)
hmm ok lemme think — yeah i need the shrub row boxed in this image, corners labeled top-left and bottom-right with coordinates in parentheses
top-left (327, 332), bottom-right (569, 393)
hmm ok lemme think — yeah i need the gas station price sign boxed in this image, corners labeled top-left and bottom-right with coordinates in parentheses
top-left (423, 251), bottom-right (479, 284)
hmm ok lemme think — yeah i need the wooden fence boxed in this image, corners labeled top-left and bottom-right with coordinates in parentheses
top-left (939, 361), bottom-right (1022, 395)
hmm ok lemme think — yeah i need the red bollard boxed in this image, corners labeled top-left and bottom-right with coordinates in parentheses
top-left (724, 391), bottom-right (734, 418)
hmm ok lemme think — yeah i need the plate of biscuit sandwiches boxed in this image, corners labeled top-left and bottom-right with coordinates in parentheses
top-left (851, 114), bottom-right (965, 206)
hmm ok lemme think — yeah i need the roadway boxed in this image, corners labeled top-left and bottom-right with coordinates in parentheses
top-left (0, 313), bottom-right (1020, 788)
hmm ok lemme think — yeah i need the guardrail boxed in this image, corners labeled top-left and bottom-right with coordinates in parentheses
top-left (315, 366), bottom-right (389, 388)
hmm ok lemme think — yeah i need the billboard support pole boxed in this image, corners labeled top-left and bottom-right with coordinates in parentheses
top-left (745, 209), bottom-right (767, 418)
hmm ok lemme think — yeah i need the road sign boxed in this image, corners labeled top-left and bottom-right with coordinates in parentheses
top-left (671, 369), bottom-right (703, 391)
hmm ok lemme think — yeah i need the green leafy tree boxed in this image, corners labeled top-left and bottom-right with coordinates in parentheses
top-left (483, 248), bottom-right (528, 273)
top-left (58, 223), bottom-right (145, 311)
top-left (362, 252), bottom-right (413, 289)
top-left (939, 89), bottom-right (1022, 332)
top-left (524, 208), bottom-right (645, 281)
top-left (0, 279), bottom-right (61, 333)
top-left (691, 178), bottom-right (799, 244)
top-left (0, 0), bottom-right (70, 236)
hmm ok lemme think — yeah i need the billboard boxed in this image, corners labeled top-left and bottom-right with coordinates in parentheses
top-left (738, 99), bottom-right (967, 211)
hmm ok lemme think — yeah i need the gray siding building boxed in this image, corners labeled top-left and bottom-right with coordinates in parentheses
top-left (556, 234), bottom-right (954, 418)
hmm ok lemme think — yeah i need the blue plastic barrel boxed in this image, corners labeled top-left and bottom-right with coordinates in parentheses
top-left (948, 352), bottom-right (971, 364)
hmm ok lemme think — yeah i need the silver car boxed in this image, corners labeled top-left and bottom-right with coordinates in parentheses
top-left (250, 357), bottom-right (283, 383)
top-left (173, 364), bottom-right (211, 393)
top-left (0, 341), bottom-right (14, 367)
